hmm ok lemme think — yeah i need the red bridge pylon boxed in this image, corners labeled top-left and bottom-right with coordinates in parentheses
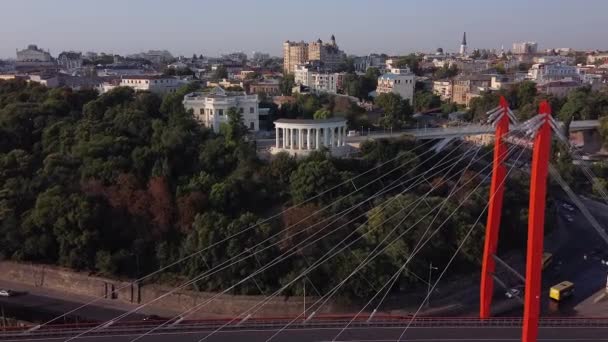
top-left (480, 96), bottom-right (511, 319)
top-left (479, 98), bottom-right (553, 342)
top-left (522, 100), bottom-right (553, 342)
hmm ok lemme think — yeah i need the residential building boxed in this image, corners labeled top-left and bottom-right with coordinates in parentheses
top-left (15, 44), bottom-right (56, 71)
top-left (283, 35), bottom-right (346, 74)
top-left (537, 80), bottom-right (581, 98)
top-left (587, 53), bottom-right (608, 64)
top-left (183, 87), bottom-right (259, 132)
top-left (432, 80), bottom-right (453, 100)
top-left (527, 63), bottom-right (578, 82)
top-left (28, 74), bottom-right (60, 88)
top-left (118, 75), bottom-right (185, 94)
top-left (376, 68), bottom-right (415, 103)
top-left (512, 42), bottom-right (538, 55)
top-left (294, 64), bottom-right (345, 94)
top-left (16, 44), bottom-right (52, 63)
top-left (249, 79), bottom-right (281, 96)
top-left (452, 74), bottom-right (491, 106)
top-left (57, 51), bottom-right (83, 71)
top-left (353, 54), bottom-right (387, 72)
top-left (490, 75), bottom-right (517, 90)
top-left (533, 55), bottom-right (574, 65)
top-left (283, 41), bottom-right (309, 74)
top-left (206, 78), bottom-right (245, 90)
top-left (307, 35), bottom-right (346, 71)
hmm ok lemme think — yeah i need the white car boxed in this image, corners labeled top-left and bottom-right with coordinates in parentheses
top-left (505, 287), bottom-right (522, 299)
top-left (0, 289), bottom-right (13, 297)
top-left (347, 130), bottom-right (358, 137)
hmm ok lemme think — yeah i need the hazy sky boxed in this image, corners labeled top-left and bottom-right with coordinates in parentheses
top-left (1, 0), bottom-right (606, 58)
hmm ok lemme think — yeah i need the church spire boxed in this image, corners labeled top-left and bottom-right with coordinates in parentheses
top-left (462, 32), bottom-right (467, 46)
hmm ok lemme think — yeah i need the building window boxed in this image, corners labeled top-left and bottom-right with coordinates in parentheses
top-left (250, 122), bottom-right (254, 130)
top-left (219, 109), bottom-right (224, 116)
top-left (239, 107), bottom-right (244, 114)
top-left (200, 108), bottom-right (204, 115)
top-left (249, 107), bottom-right (254, 114)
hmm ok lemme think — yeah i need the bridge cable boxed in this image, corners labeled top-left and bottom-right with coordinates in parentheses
top-left (37, 136), bottom-right (439, 330)
top-left (261, 143), bottom-right (525, 342)
top-left (397, 143), bottom-right (529, 341)
top-left (64, 138), bottom-right (472, 341)
top-left (122, 140), bottom-right (488, 342)
top-left (329, 143), bottom-right (527, 342)
top-left (193, 144), bottom-right (494, 342)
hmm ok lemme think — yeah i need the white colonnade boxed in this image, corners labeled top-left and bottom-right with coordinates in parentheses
top-left (274, 118), bottom-right (348, 154)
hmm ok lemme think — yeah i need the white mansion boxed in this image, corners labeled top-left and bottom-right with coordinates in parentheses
top-left (183, 87), bottom-right (259, 133)
top-left (375, 67), bottom-right (415, 103)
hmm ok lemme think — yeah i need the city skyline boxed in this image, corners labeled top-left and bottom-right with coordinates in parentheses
top-left (2, 0), bottom-right (608, 58)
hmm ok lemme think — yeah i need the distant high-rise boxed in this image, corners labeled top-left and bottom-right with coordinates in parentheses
top-left (512, 41), bottom-right (538, 55)
top-left (283, 35), bottom-right (346, 74)
top-left (459, 32), bottom-right (467, 56)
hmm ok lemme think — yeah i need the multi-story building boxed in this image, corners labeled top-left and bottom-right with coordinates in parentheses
top-left (308, 35), bottom-right (346, 71)
top-left (432, 80), bottom-right (453, 100)
top-left (451, 74), bottom-right (491, 106)
top-left (512, 42), bottom-right (538, 55)
top-left (283, 35), bottom-right (345, 74)
top-left (15, 44), bottom-right (56, 71)
top-left (527, 63), bottom-right (578, 83)
top-left (183, 87), bottom-right (259, 132)
top-left (294, 64), bottom-right (345, 94)
top-left (249, 79), bottom-right (281, 96)
top-left (376, 68), bottom-right (415, 103)
top-left (117, 75), bottom-right (185, 94)
top-left (587, 53), bottom-right (608, 64)
top-left (537, 80), bottom-right (581, 98)
top-left (17, 44), bottom-right (52, 63)
top-left (57, 51), bottom-right (83, 71)
top-left (353, 54), bottom-right (387, 72)
top-left (283, 41), bottom-right (309, 74)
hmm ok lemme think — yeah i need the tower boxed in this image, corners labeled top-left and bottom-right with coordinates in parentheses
top-left (331, 34), bottom-right (336, 46)
top-left (460, 32), bottom-right (467, 56)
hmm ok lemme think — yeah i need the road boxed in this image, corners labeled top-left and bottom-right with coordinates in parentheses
top-left (5, 325), bottom-right (608, 341)
top-left (0, 279), bottom-right (153, 323)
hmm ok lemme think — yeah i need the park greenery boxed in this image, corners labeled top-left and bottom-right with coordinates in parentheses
top-left (0, 79), bottom-right (540, 299)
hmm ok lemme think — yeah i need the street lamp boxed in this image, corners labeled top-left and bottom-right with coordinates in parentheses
top-left (427, 262), bottom-right (439, 307)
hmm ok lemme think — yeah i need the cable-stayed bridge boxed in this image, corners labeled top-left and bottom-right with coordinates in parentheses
top-left (3, 98), bottom-right (608, 342)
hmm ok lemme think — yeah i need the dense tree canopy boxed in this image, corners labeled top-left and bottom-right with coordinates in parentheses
top-left (0, 79), bottom-right (536, 300)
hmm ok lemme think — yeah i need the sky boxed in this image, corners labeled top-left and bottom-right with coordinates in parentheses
top-left (1, 0), bottom-right (607, 59)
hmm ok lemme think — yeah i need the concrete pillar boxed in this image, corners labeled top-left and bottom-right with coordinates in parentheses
top-left (288, 129), bottom-right (292, 149)
top-left (316, 128), bottom-right (320, 150)
top-left (282, 128), bottom-right (286, 148)
top-left (298, 129), bottom-right (302, 150)
top-left (331, 127), bottom-right (335, 147)
top-left (307, 129), bottom-right (311, 149)
top-left (276, 127), bottom-right (279, 147)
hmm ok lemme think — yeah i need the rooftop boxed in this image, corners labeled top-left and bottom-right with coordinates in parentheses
top-left (274, 118), bottom-right (346, 124)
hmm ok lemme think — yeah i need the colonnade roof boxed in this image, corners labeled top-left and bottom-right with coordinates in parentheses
top-left (274, 118), bottom-right (346, 125)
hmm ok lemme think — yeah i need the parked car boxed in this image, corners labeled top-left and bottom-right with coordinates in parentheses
top-left (347, 130), bottom-right (358, 137)
top-left (0, 289), bottom-right (14, 297)
top-left (505, 288), bottom-right (521, 299)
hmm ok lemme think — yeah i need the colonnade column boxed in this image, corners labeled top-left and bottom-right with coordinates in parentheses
top-left (307, 129), bottom-right (311, 149)
top-left (298, 129), bottom-right (302, 150)
top-left (316, 128), bottom-right (320, 149)
top-left (276, 127), bottom-right (279, 147)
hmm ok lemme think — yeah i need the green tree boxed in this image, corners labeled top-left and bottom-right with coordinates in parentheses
top-left (313, 108), bottom-right (332, 120)
top-left (375, 93), bottom-right (413, 128)
top-left (213, 65), bottom-right (228, 80)
top-left (280, 74), bottom-right (295, 95)
top-left (290, 159), bottom-right (341, 204)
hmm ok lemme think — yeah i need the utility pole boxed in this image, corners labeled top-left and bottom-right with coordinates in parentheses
top-left (427, 262), bottom-right (438, 307)
top-left (303, 279), bottom-right (306, 321)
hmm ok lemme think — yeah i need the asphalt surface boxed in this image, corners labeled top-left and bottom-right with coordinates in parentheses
top-left (6, 326), bottom-right (608, 342)
top-left (0, 291), bottom-right (146, 323)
